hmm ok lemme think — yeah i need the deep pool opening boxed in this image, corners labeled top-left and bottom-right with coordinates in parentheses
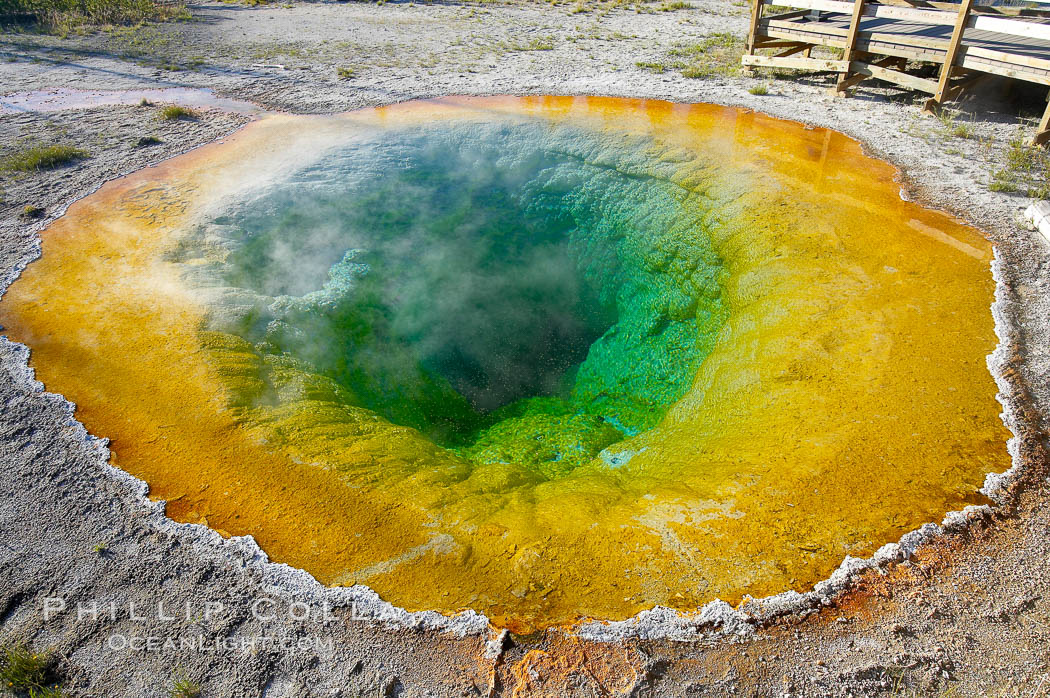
top-left (189, 120), bottom-right (729, 477)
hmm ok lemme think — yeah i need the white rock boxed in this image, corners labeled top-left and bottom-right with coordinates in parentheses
top-left (1022, 201), bottom-right (1050, 247)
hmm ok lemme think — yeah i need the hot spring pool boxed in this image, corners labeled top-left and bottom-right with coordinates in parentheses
top-left (0, 96), bottom-right (1011, 631)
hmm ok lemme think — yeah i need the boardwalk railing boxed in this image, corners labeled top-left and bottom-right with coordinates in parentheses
top-left (742, 0), bottom-right (1050, 144)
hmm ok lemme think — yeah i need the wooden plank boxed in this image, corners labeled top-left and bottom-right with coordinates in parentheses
top-left (778, 43), bottom-right (814, 57)
top-left (850, 59), bottom-right (941, 91)
top-left (762, 9), bottom-right (811, 21)
top-left (893, 0), bottom-right (1050, 18)
top-left (878, 0), bottom-right (1050, 18)
top-left (1031, 93), bottom-right (1050, 146)
top-left (867, 4), bottom-right (954, 26)
top-left (825, 5), bottom-right (1050, 51)
top-left (959, 54), bottom-right (1050, 86)
top-left (768, 0), bottom-right (853, 13)
top-left (842, 1), bottom-right (869, 52)
top-left (853, 36), bottom-right (942, 61)
top-left (864, 1), bottom-right (1050, 31)
top-left (970, 14), bottom-right (1050, 43)
top-left (836, 55), bottom-right (902, 90)
top-left (972, 3), bottom-right (1050, 19)
top-left (837, 0), bottom-right (871, 93)
top-left (753, 40), bottom-right (813, 49)
top-left (746, 0), bottom-right (765, 53)
top-left (765, 18), bottom-right (849, 36)
top-left (762, 26), bottom-right (845, 48)
top-left (927, 0), bottom-right (974, 109)
top-left (740, 54), bottom-right (850, 71)
top-left (862, 30), bottom-right (949, 52)
top-left (963, 44), bottom-right (1050, 73)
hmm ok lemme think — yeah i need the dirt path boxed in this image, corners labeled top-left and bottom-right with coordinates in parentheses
top-left (1, 2), bottom-right (1049, 695)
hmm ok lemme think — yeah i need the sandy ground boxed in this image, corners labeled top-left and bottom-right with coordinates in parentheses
top-left (1, 1), bottom-right (1050, 695)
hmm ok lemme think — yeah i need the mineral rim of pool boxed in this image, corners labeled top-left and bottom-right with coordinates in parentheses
top-left (0, 96), bottom-right (1011, 632)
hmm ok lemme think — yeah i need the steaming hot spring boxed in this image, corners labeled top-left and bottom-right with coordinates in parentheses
top-left (0, 96), bottom-right (1010, 632)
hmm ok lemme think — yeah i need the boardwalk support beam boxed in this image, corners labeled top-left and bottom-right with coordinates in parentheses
top-left (835, 0), bottom-right (870, 95)
top-left (1032, 93), bottom-right (1050, 147)
top-left (923, 0), bottom-right (975, 114)
top-left (746, 0), bottom-right (765, 55)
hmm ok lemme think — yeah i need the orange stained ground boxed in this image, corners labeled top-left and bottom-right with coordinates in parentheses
top-left (0, 97), bottom-right (1011, 632)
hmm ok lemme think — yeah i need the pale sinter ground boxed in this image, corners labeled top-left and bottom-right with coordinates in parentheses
top-left (1, 1), bottom-right (1050, 696)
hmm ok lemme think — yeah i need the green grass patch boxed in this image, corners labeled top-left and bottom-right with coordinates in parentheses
top-left (669, 33), bottom-right (744, 79)
top-left (636, 60), bottom-right (666, 73)
top-left (168, 672), bottom-right (201, 698)
top-left (1, 145), bottom-right (88, 172)
top-left (748, 83), bottom-right (769, 95)
top-left (158, 105), bottom-right (196, 121)
top-left (988, 131), bottom-right (1050, 198)
top-left (337, 66), bottom-right (354, 79)
top-left (105, 23), bottom-right (189, 68)
top-left (934, 108), bottom-right (976, 140)
top-left (988, 175), bottom-right (1019, 193)
top-left (0, 644), bottom-right (66, 697)
top-left (504, 37), bottom-right (555, 51)
top-left (1, 0), bottom-right (189, 33)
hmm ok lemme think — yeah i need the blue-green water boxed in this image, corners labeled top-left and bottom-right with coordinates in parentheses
top-left (185, 121), bottom-right (728, 477)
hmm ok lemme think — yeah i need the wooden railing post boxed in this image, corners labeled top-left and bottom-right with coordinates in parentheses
top-left (835, 0), bottom-right (869, 95)
top-left (924, 0), bottom-right (975, 113)
top-left (746, 0), bottom-right (765, 55)
top-left (1031, 90), bottom-right (1050, 147)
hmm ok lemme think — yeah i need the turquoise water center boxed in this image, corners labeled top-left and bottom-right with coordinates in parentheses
top-left (182, 121), bottom-right (728, 477)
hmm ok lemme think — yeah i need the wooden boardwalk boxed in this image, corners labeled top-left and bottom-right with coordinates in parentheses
top-left (742, 0), bottom-right (1050, 144)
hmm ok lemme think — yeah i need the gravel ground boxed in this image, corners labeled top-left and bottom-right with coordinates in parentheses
top-left (1, 1), bottom-right (1049, 695)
